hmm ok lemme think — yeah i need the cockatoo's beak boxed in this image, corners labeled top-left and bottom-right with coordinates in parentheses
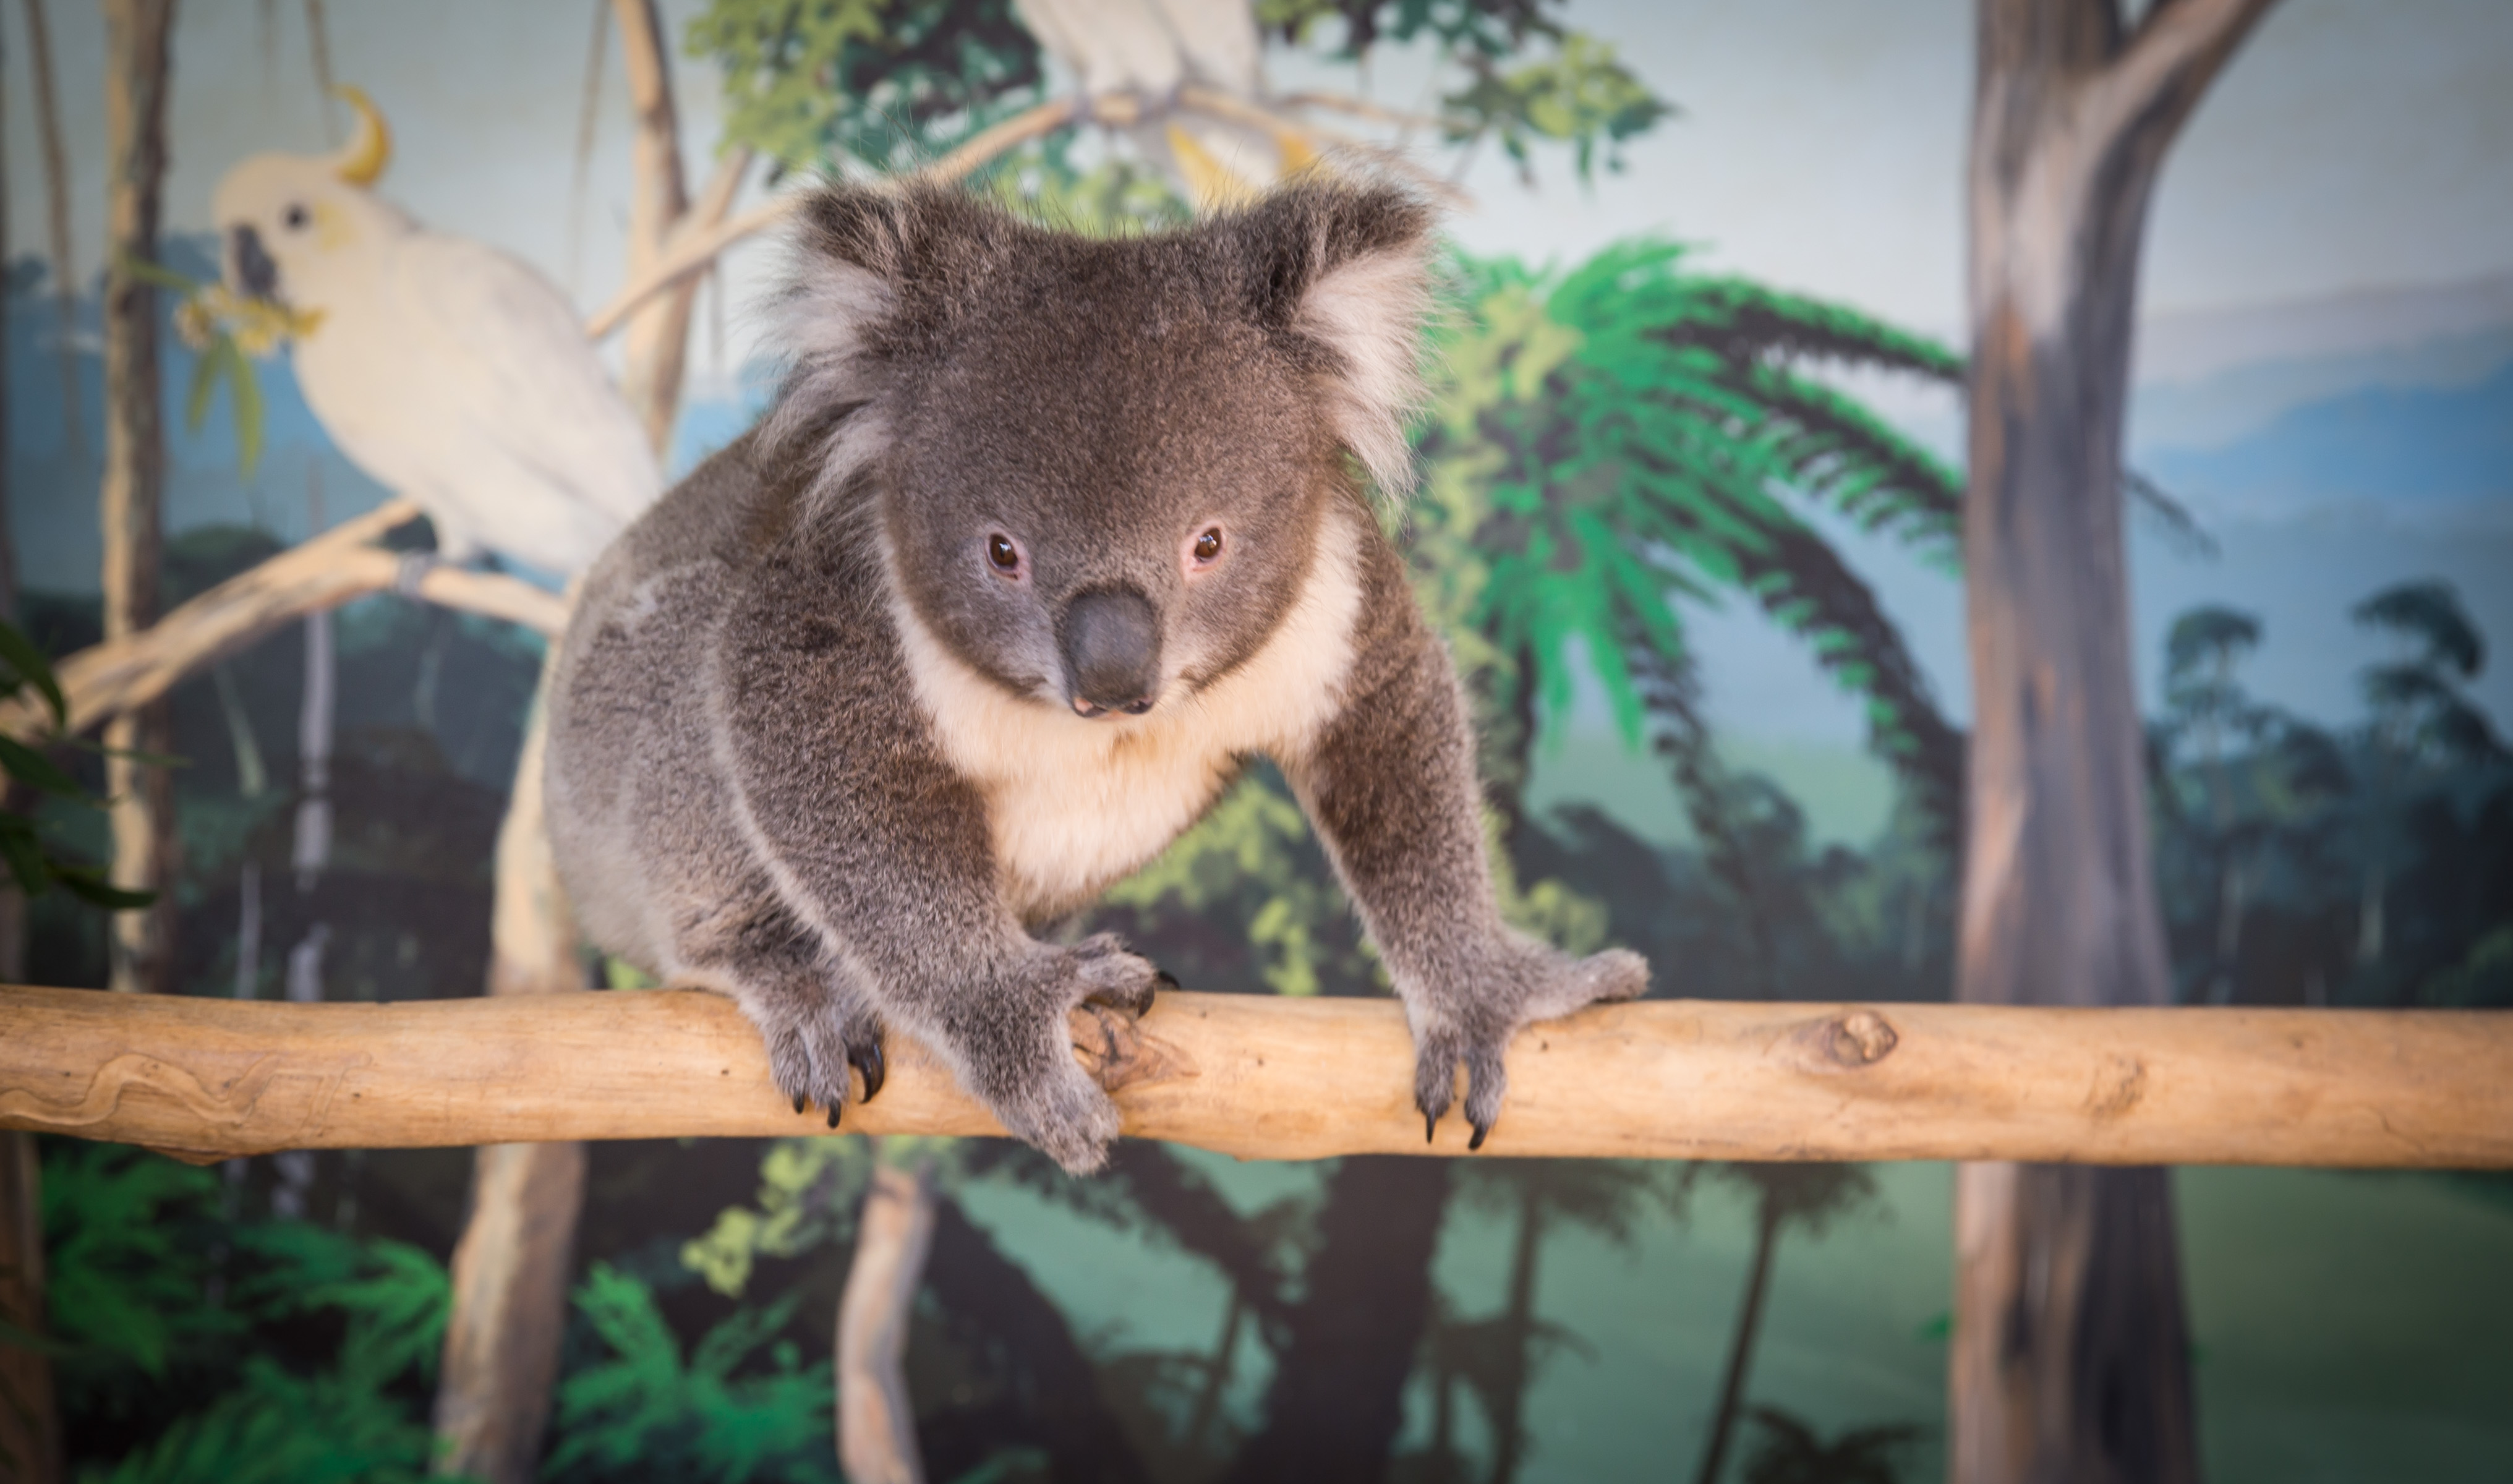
top-left (229, 224), bottom-right (280, 301)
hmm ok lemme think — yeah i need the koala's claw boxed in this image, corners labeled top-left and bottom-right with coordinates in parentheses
top-left (850, 1038), bottom-right (887, 1103)
top-left (753, 994), bottom-right (888, 1128)
top-left (967, 933), bottom-right (1167, 1175)
top-left (1410, 945), bottom-right (1650, 1151)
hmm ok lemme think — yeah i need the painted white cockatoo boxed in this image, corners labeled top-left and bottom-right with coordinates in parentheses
top-left (210, 88), bottom-right (662, 576)
top-left (1012, 0), bottom-right (1315, 207)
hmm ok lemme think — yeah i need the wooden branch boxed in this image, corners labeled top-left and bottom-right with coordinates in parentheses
top-left (0, 501), bottom-right (567, 744)
top-left (3, 986), bottom-right (2507, 1169)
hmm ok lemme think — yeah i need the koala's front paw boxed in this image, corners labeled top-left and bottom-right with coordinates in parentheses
top-left (1414, 945), bottom-right (1647, 1149)
top-left (746, 990), bottom-right (887, 1128)
top-left (974, 933), bottom-right (1166, 1175)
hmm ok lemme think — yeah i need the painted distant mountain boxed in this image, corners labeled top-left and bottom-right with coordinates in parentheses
top-left (2142, 358), bottom-right (2513, 519)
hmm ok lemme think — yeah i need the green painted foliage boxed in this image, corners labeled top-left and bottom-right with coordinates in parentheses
top-left (547, 1265), bottom-right (839, 1484)
top-left (0, 618), bottom-right (159, 910)
top-left (1415, 242), bottom-right (1966, 834)
top-left (78, 1357), bottom-right (446, 1484)
top-left (41, 1146), bottom-right (456, 1483)
top-left (686, 0), bottom-right (1045, 177)
top-left (1256, 0), bottom-right (1671, 178)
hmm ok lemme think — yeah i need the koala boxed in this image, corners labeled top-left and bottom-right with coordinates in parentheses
top-left (544, 177), bottom-right (1647, 1174)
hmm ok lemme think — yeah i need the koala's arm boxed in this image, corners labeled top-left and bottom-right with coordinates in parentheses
top-left (1284, 537), bottom-right (1646, 1145)
top-left (710, 537), bottom-right (1159, 1175)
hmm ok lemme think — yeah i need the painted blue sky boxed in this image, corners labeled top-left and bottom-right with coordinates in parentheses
top-left (5, 0), bottom-right (2510, 807)
top-left (7, 0), bottom-right (2511, 355)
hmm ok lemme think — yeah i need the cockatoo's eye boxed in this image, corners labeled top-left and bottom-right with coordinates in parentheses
top-left (986, 532), bottom-right (1023, 579)
top-left (283, 204), bottom-right (309, 231)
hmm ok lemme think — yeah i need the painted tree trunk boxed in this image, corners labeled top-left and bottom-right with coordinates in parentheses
top-left (837, 1154), bottom-right (936, 1484)
top-left (1182, 1289), bottom-right (1245, 1456)
top-left (920, 1198), bottom-right (1153, 1483)
top-left (430, 12), bottom-right (725, 1466)
top-left (0, 1129), bottom-right (58, 1484)
top-left (431, 676), bottom-right (589, 1483)
top-left (100, 0), bottom-right (178, 997)
top-left (1954, 2), bottom-right (2278, 1480)
top-left (1691, 1200), bottom-right (1780, 1484)
top-left (1486, 1183), bottom-right (1545, 1484)
top-left (0, 855), bottom-right (56, 1484)
top-left (0, 56), bottom-right (57, 1470)
top-left (22, 0), bottom-right (82, 453)
top-left (1224, 1158), bottom-right (1451, 1482)
top-left (613, 0), bottom-right (694, 456)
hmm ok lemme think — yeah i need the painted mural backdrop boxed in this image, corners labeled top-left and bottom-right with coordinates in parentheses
top-left (1, 2), bottom-right (2507, 1482)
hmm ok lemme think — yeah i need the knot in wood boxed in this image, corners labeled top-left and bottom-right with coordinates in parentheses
top-left (1803, 1008), bottom-right (1899, 1069)
top-left (1067, 1004), bottom-right (1193, 1093)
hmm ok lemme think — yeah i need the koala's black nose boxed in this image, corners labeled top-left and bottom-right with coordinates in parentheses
top-left (230, 225), bottom-right (279, 299)
top-left (1060, 587), bottom-right (1161, 718)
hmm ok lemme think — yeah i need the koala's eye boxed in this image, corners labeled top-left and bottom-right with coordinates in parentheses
top-left (1192, 528), bottom-right (1223, 564)
top-left (283, 204), bottom-right (310, 231)
top-left (986, 532), bottom-right (1022, 575)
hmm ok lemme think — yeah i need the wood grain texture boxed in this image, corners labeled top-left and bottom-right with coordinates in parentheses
top-left (2, 985), bottom-right (2505, 1168)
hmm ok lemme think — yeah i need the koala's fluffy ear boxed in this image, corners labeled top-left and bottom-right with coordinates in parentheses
top-left (764, 184), bottom-right (1006, 508)
top-left (1229, 179), bottom-right (1439, 498)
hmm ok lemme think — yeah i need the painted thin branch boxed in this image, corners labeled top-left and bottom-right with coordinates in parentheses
top-left (581, 79), bottom-right (1461, 341)
top-left (0, 501), bottom-right (566, 744)
top-left (2094, 0), bottom-right (2284, 148)
top-left (1275, 89), bottom-right (1449, 134)
top-left (1175, 84), bottom-right (1470, 207)
top-left (582, 96), bottom-right (1089, 341)
top-left (2, 986), bottom-right (2507, 1169)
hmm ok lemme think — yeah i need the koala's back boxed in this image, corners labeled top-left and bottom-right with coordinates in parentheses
top-left (545, 433), bottom-right (898, 984)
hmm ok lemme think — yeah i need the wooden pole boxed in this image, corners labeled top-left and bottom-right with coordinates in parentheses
top-left (1, 987), bottom-right (2505, 1169)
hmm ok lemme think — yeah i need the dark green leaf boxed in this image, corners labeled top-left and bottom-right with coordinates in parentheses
top-left (0, 733), bottom-right (87, 797)
top-left (115, 254), bottom-right (200, 293)
top-left (53, 866), bottom-right (158, 911)
top-left (0, 620), bottom-right (68, 727)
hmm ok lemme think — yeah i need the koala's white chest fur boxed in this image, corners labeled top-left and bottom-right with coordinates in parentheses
top-left (889, 513), bottom-right (1367, 921)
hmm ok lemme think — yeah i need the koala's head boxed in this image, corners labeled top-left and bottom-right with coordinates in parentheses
top-left (763, 178), bottom-right (1435, 720)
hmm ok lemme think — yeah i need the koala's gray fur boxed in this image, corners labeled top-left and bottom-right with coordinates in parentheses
top-left (545, 177), bottom-right (1647, 1174)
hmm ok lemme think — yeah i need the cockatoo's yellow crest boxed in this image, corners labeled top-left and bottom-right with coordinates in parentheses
top-left (1166, 125), bottom-right (1256, 214)
top-left (331, 85), bottom-right (391, 186)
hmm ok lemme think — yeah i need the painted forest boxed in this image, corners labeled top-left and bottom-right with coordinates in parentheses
top-left (3, 2), bottom-right (2511, 1483)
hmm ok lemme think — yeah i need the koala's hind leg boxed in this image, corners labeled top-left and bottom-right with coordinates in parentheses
top-left (679, 879), bottom-right (887, 1125)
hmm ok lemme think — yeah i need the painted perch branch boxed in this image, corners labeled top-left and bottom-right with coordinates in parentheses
top-left (0, 500), bottom-right (567, 744)
top-left (2, 985), bottom-right (2507, 1168)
